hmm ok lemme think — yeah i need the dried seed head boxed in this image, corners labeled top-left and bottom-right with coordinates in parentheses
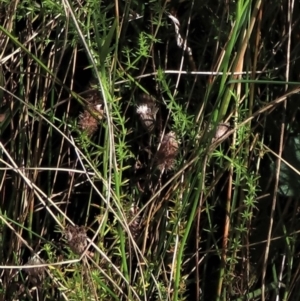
top-left (155, 131), bottom-right (179, 171)
top-left (78, 83), bottom-right (104, 136)
top-left (128, 204), bottom-right (142, 242)
top-left (24, 256), bottom-right (46, 285)
top-left (136, 94), bottom-right (158, 132)
top-left (78, 109), bottom-right (99, 136)
top-left (63, 224), bottom-right (88, 255)
top-left (78, 103), bottom-right (103, 136)
top-left (212, 122), bottom-right (231, 142)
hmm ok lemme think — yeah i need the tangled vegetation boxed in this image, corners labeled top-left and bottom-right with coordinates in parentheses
top-left (1, 0), bottom-right (300, 300)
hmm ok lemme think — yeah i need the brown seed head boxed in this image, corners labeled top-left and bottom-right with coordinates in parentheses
top-left (136, 104), bottom-right (158, 132)
top-left (78, 109), bottom-right (98, 136)
top-left (78, 101), bottom-right (104, 136)
top-left (78, 81), bottom-right (104, 136)
top-left (155, 131), bottom-right (179, 171)
top-left (24, 256), bottom-right (46, 285)
top-left (212, 122), bottom-right (231, 142)
top-left (63, 224), bottom-right (88, 255)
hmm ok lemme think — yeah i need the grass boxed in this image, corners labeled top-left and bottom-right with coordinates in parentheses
top-left (1, 0), bottom-right (300, 300)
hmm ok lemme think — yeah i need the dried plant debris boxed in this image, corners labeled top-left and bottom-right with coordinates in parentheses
top-left (128, 204), bottom-right (142, 242)
top-left (63, 224), bottom-right (88, 255)
top-left (212, 122), bottom-right (231, 142)
top-left (128, 9), bottom-right (143, 22)
top-left (167, 13), bottom-right (192, 56)
top-left (136, 93), bottom-right (159, 132)
top-left (23, 256), bottom-right (46, 285)
top-left (155, 131), bottom-right (179, 171)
